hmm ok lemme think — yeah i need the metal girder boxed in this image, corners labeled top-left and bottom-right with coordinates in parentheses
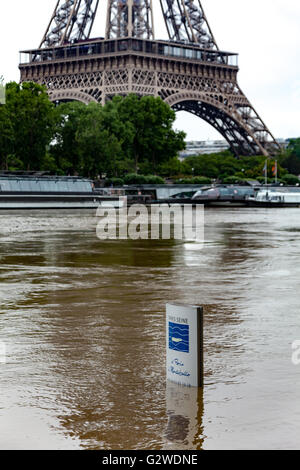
top-left (159, 0), bottom-right (217, 48)
top-left (40, 0), bottom-right (216, 45)
top-left (105, 0), bottom-right (154, 39)
top-left (173, 100), bottom-right (279, 156)
top-left (40, 0), bottom-right (100, 48)
top-left (40, 0), bottom-right (217, 47)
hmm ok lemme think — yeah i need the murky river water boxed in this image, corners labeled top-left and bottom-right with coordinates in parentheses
top-left (0, 207), bottom-right (300, 450)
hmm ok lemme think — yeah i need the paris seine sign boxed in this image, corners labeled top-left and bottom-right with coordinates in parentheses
top-left (166, 303), bottom-right (203, 388)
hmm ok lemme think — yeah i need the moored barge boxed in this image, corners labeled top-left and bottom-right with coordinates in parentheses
top-left (246, 188), bottom-right (300, 207)
top-left (0, 173), bottom-right (122, 209)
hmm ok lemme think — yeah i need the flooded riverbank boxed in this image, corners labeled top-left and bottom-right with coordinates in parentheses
top-left (0, 208), bottom-right (300, 449)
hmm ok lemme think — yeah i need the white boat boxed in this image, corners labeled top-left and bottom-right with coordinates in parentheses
top-left (247, 189), bottom-right (300, 207)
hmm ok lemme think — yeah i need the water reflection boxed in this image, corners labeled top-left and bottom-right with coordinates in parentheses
top-left (164, 383), bottom-right (204, 450)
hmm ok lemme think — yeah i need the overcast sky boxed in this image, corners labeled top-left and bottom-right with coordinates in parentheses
top-left (1, 0), bottom-right (299, 140)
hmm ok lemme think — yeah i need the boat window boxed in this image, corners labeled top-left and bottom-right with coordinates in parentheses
top-left (34, 181), bottom-right (42, 192)
top-left (57, 181), bottom-right (69, 192)
top-left (21, 180), bottom-right (32, 191)
top-left (0, 179), bottom-right (8, 191)
top-left (30, 181), bottom-right (39, 191)
top-left (0, 177), bottom-right (93, 193)
top-left (76, 181), bottom-right (91, 192)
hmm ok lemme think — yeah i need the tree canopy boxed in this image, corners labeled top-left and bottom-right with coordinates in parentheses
top-left (0, 80), bottom-right (299, 184)
top-left (4, 82), bottom-right (56, 171)
top-left (0, 83), bottom-right (186, 177)
top-left (280, 138), bottom-right (300, 175)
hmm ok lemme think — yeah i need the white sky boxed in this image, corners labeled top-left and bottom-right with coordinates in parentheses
top-left (0, 0), bottom-right (299, 140)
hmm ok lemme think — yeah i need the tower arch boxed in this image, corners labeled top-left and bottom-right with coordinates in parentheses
top-left (165, 92), bottom-right (269, 156)
top-left (49, 90), bottom-right (98, 105)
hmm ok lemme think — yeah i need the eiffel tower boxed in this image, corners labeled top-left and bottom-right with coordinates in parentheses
top-left (19, 0), bottom-right (280, 156)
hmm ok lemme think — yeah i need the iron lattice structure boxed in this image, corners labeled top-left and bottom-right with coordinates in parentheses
top-left (160, 0), bottom-right (217, 49)
top-left (40, 0), bottom-right (100, 48)
top-left (20, 0), bottom-right (280, 156)
top-left (106, 0), bottom-right (154, 39)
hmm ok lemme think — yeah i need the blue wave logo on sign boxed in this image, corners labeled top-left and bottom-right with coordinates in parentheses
top-left (169, 322), bottom-right (189, 353)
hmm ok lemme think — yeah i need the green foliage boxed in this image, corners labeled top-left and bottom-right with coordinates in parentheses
top-left (184, 151), bottom-right (237, 179)
top-left (281, 153), bottom-right (300, 175)
top-left (51, 101), bottom-right (86, 173)
top-left (76, 103), bottom-right (123, 177)
top-left (176, 176), bottom-right (211, 184)
top-left (123, 173), bottom-right (165, 184)
top-left (288, 138), bottom-right (300, 158)
top-left (222, 176), bottom-right (240, 184)
top-left (0, 104), bottom-right (14, 170)
top-left (179, 153), bottom-right (287, 182)
top-left (192, 176), bottom-right (212, 184)
top-left (124, 173), bottom-right (147, 184)
top-left (105, 177), bottom-right (125, 187)
top-left (50, 94), bottom-right (185, 177)
top-left (255, 176), bottom-right (267, 184)
top-left (0, 86), bottom-right (185, 177)
top-left (256, 176), bottom-right (283, 184)
top-left (144, 175), bottom-right (165, 184)
top-left (280, 139), bottom-right (300, 176)
top-left (157, 157), bottom-right (185, 177)
top-left (0, 81), bottom-right (56, 171)
top-left (281, 173), bottom-right (300, 185)
top-left (5, 82), bottom-right (56, 170)
top-left (113, 94), bottom-right (186, 172)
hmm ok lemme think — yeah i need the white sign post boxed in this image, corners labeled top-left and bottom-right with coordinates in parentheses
top-left (166, 303), bottom-right (203, 388)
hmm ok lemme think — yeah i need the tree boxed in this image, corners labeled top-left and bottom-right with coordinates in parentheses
top-left (5, 82), bottom-right (56, 170)
top-left (93, 98), bottom-right (135, 176)
top-left (288, 138), bottom-right (300, 158)
top-left (51, 101), bottom-right (87, 174)
top-left (75, 102), bottom-right (123, 177)
top-left (0, 104), bottom-right (14, 170)
top-left (282, 153), bottom-right (300, 175)
top-left (280, 139), bottom-right (300, 176)
top-left (52, 100), bottom-right (135, 177)
top-left (0, 77), bottom-right (15, 170)
top-left (179, 152), bottom-right (287, 182)
top-left (157, 157), bottom-right (183, 177)
top-left (114, 94), bottom-right (186, 172)
top-left (282, 174), bottom-right (299, 185)
top-left (184, 154), bottom-right (220, 179)
top-left (52, 94), bottom-right (185, 177)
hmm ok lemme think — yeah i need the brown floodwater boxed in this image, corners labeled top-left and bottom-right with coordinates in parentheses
top-left (0, 207), bottom-right (300, 450)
